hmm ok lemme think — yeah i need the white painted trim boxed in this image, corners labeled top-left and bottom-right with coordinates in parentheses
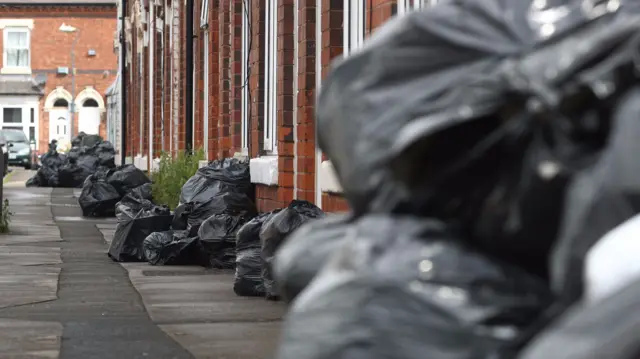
top-left (0, 67), bottom-right (30, 75)
top-left (240, 1), bottom-right (249, 151)
top-left (203, 31), bottom-right (209, 157)
top-left (0, 19), bottom-right (34, 29)
top-left (315, 0), bottom-right (322, 207)
top-left (262, 0), bottom-right (277, 153)
top-left (250, 156), bottom-right (279, 186)
top-left (343, 0), bottom-right (365, 56)
top-left (0, 98), bottom-right (40, 151)
top-left (149, 2), bottom-right (155, 169)
top-left (44, 87), bottom-right (73, 112)
top-left (74, 86), bottom-right (106, 112)
top-left (293, 0), bottom-right (298, 199)
top-left (318, 160), bottom-right (342, 193)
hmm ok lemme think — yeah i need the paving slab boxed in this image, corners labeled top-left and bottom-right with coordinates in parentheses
top-left (0, 265), bottom-right (60, 309)
top-left (0, 246), bottom-right (62, 266)
top-left (125, 266), bottom-right (286, 324)
top-left (161, 322), bottom-right (282, 359)
top-left (0, 319), bottom-right (62, 359)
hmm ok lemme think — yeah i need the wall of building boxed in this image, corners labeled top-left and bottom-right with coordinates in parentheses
top-left (0, 4), bottom-right (118, 153)
top-left (121, 0), bottom-right (432, 213)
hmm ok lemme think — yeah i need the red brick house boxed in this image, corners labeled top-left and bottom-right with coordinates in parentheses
top-left (117, 0), bottom-right (437, 212)
top-left (0, 0), bottom-right (118, 154)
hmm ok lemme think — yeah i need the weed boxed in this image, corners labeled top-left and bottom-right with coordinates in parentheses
top-left (0, 199), bottom-right (12, 233)
top-left (151, 149), bottom-right (205, 209)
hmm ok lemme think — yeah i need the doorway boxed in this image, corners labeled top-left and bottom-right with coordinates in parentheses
top-left (78, 98), bottom-right (100, 135)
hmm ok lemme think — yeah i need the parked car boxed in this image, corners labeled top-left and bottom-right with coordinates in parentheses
top-left (0, 129), bottom-right (33, 169)
top-left (0, 134), bottom-right (9, 177)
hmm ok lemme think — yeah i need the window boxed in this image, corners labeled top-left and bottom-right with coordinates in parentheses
top-left (29, 126), bottom-right (35, 142)
top-left (3, 28), bottom-right (30, 69)
top-left (263, 0), bottom-right (277, 152)
top-left (343, 0), bottom-right (365, 56)
top-left (53, 99), bottom-right (69, 107)
top-left (3, 108), bottom-right (21, 123)
top-left (30, 108), bottom-right (34, 123)
top-left (397, 0), bottom-right (438, 14)
top-left (241, 1), bottom-right (250, 150)
top-left (83, 99), bottom-right (99, 107)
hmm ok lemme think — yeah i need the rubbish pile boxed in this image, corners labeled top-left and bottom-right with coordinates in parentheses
top-left (78, 165), bottom-right (151, 218)
top-left (269, 2), bottom-right (640, 359)
top-left (27, 132), bottom-right (116, 188)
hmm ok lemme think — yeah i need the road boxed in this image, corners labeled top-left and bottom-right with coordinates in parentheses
top-left (0, 168), bottom-right (285, 359)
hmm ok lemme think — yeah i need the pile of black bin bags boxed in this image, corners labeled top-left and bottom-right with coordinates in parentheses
top-left (27, 132), bottom-right (117, 188)
top-left (267, 2), bottom-right (640, 359)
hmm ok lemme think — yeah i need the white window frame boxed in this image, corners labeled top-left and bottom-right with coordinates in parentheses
top-left (2, 27), bottom-right (31, 74)
top-left (240, 0), bottom-right (250, 152)
top-left (397, 0), bottom-right (438, 14)
top-left (343, 0), bottom-right (365, 56)
top-left (263, 0), bottom-right (277, 153)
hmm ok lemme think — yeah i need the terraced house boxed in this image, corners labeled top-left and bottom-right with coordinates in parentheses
top-left (0, 0), bottom-right (118, 155)
top-left (115, 0), bottom-right (438, 213)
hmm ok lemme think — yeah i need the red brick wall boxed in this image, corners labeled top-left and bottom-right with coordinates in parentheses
top-left (0, 6), bottom-right (117, 153)
top-left (177, 1), bottom-right (186, 152)
top-left (230, 0), bottom-right (243, 154)
top-left (207, 0), bottom-right (220, 160)
top-left (217, 0), bottom-right (232, 158)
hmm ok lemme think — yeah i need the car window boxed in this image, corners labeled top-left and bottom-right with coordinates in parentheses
top-left (0, 130), bottom-right (27, 143)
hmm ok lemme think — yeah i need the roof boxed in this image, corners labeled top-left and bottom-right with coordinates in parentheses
top-left (0, 0), bottom-right (115, 4)
top-left (0, 75), bottom-right (44, 96)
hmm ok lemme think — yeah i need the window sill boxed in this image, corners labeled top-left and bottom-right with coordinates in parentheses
top-left (0, 67), bottom-right (31, 75)
top-left (319, 160), bottom-right (343, 194)
top-left (250, 155), bottom-right (278, 186)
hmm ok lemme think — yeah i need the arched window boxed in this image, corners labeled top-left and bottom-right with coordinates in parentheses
top-left (53, 99), bottom-right (69, 107)
top-left (83, 99), bottom-right (99, 107)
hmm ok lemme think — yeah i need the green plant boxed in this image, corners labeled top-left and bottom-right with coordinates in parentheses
top-left (151, 149), bottom-right (205, 209)
top-left (0, 199), bottom-right (12, 234)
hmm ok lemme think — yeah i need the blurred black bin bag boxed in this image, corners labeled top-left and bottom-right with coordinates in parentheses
top-left (108, 199), bottom-right (172, 262)
top-left (78, 172), bottom-right (121, 217)
top-left (273, 214), bottom-right (351, 303)
top-left (260, 200), bottom-right (324, 300)
top-left (315, 0), bottom-right (640, 279)
top-left (275, 215), bottom-right (552, 359)
top-left (143, 230), bottom-right (207, 266)
top-left (107, 164), bottom-right (151, 197)
top-left (234, 211), bottom-right (280, 297)
top-left (518, 277), bottom-right (640, 359)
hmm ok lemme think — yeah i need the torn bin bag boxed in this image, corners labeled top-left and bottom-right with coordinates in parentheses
top-left (273, 214), bottom-right (351, 303)
top-left (275, 215), bottom-right (552, 359)
top-left (107, 164), bottom-right (151, 197)
top-left (78, 173), bottom-right (121, 217)
top-left (179, 158), bottom-right (252, 205)
top-left (260, 200), bottom-right (325, 300)
top-left (198, 211), bottom-right (255, 269)
top-left (234, 211), bottom-right (280, 297)
top-left (143, 230), bottom-right (207, 266)
top-left (108, 200), bottom-right (172, 262)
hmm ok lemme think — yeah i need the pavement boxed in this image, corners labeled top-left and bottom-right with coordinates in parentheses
top-left (0, 168), bottom-right (286, 359)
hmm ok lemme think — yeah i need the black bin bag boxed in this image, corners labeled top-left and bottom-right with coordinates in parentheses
top-left (107, 164), bottom-right (151, 197)
top-left (78, 171), bottom-right (121, 217)
top-left (260, 200), bottom-right (324, 300)
top-left (180, 158), bottom-right (252, 205)
top-left (273, 214), bottom-right (351, 303)
top-left (315, 0), bottom-right (640, 279)
top-left (197, 207), bottom-right (256, 269)
top-left (174, 192), bottom-right (257, 236)
top-left (108, 199), bottom-right (172, 262)
top-left (275, 215), bottom-right (552, 359)
top-left (234, 211), bottom-right (280, 297)
top-left (518, 277), bottom-right (640, 359)
top-left (143, 230), bottom-right (207, 266)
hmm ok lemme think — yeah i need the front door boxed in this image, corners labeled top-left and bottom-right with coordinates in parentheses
top-left (49, 109), bottom-right (70, 147)
top-left (78, 107), bottom-right (100, 135)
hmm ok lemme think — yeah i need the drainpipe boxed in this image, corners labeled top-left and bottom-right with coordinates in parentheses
top-left (120, 0), bottom-right (127, 165)
top-left (185, 0), bottom-right (194, 153)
